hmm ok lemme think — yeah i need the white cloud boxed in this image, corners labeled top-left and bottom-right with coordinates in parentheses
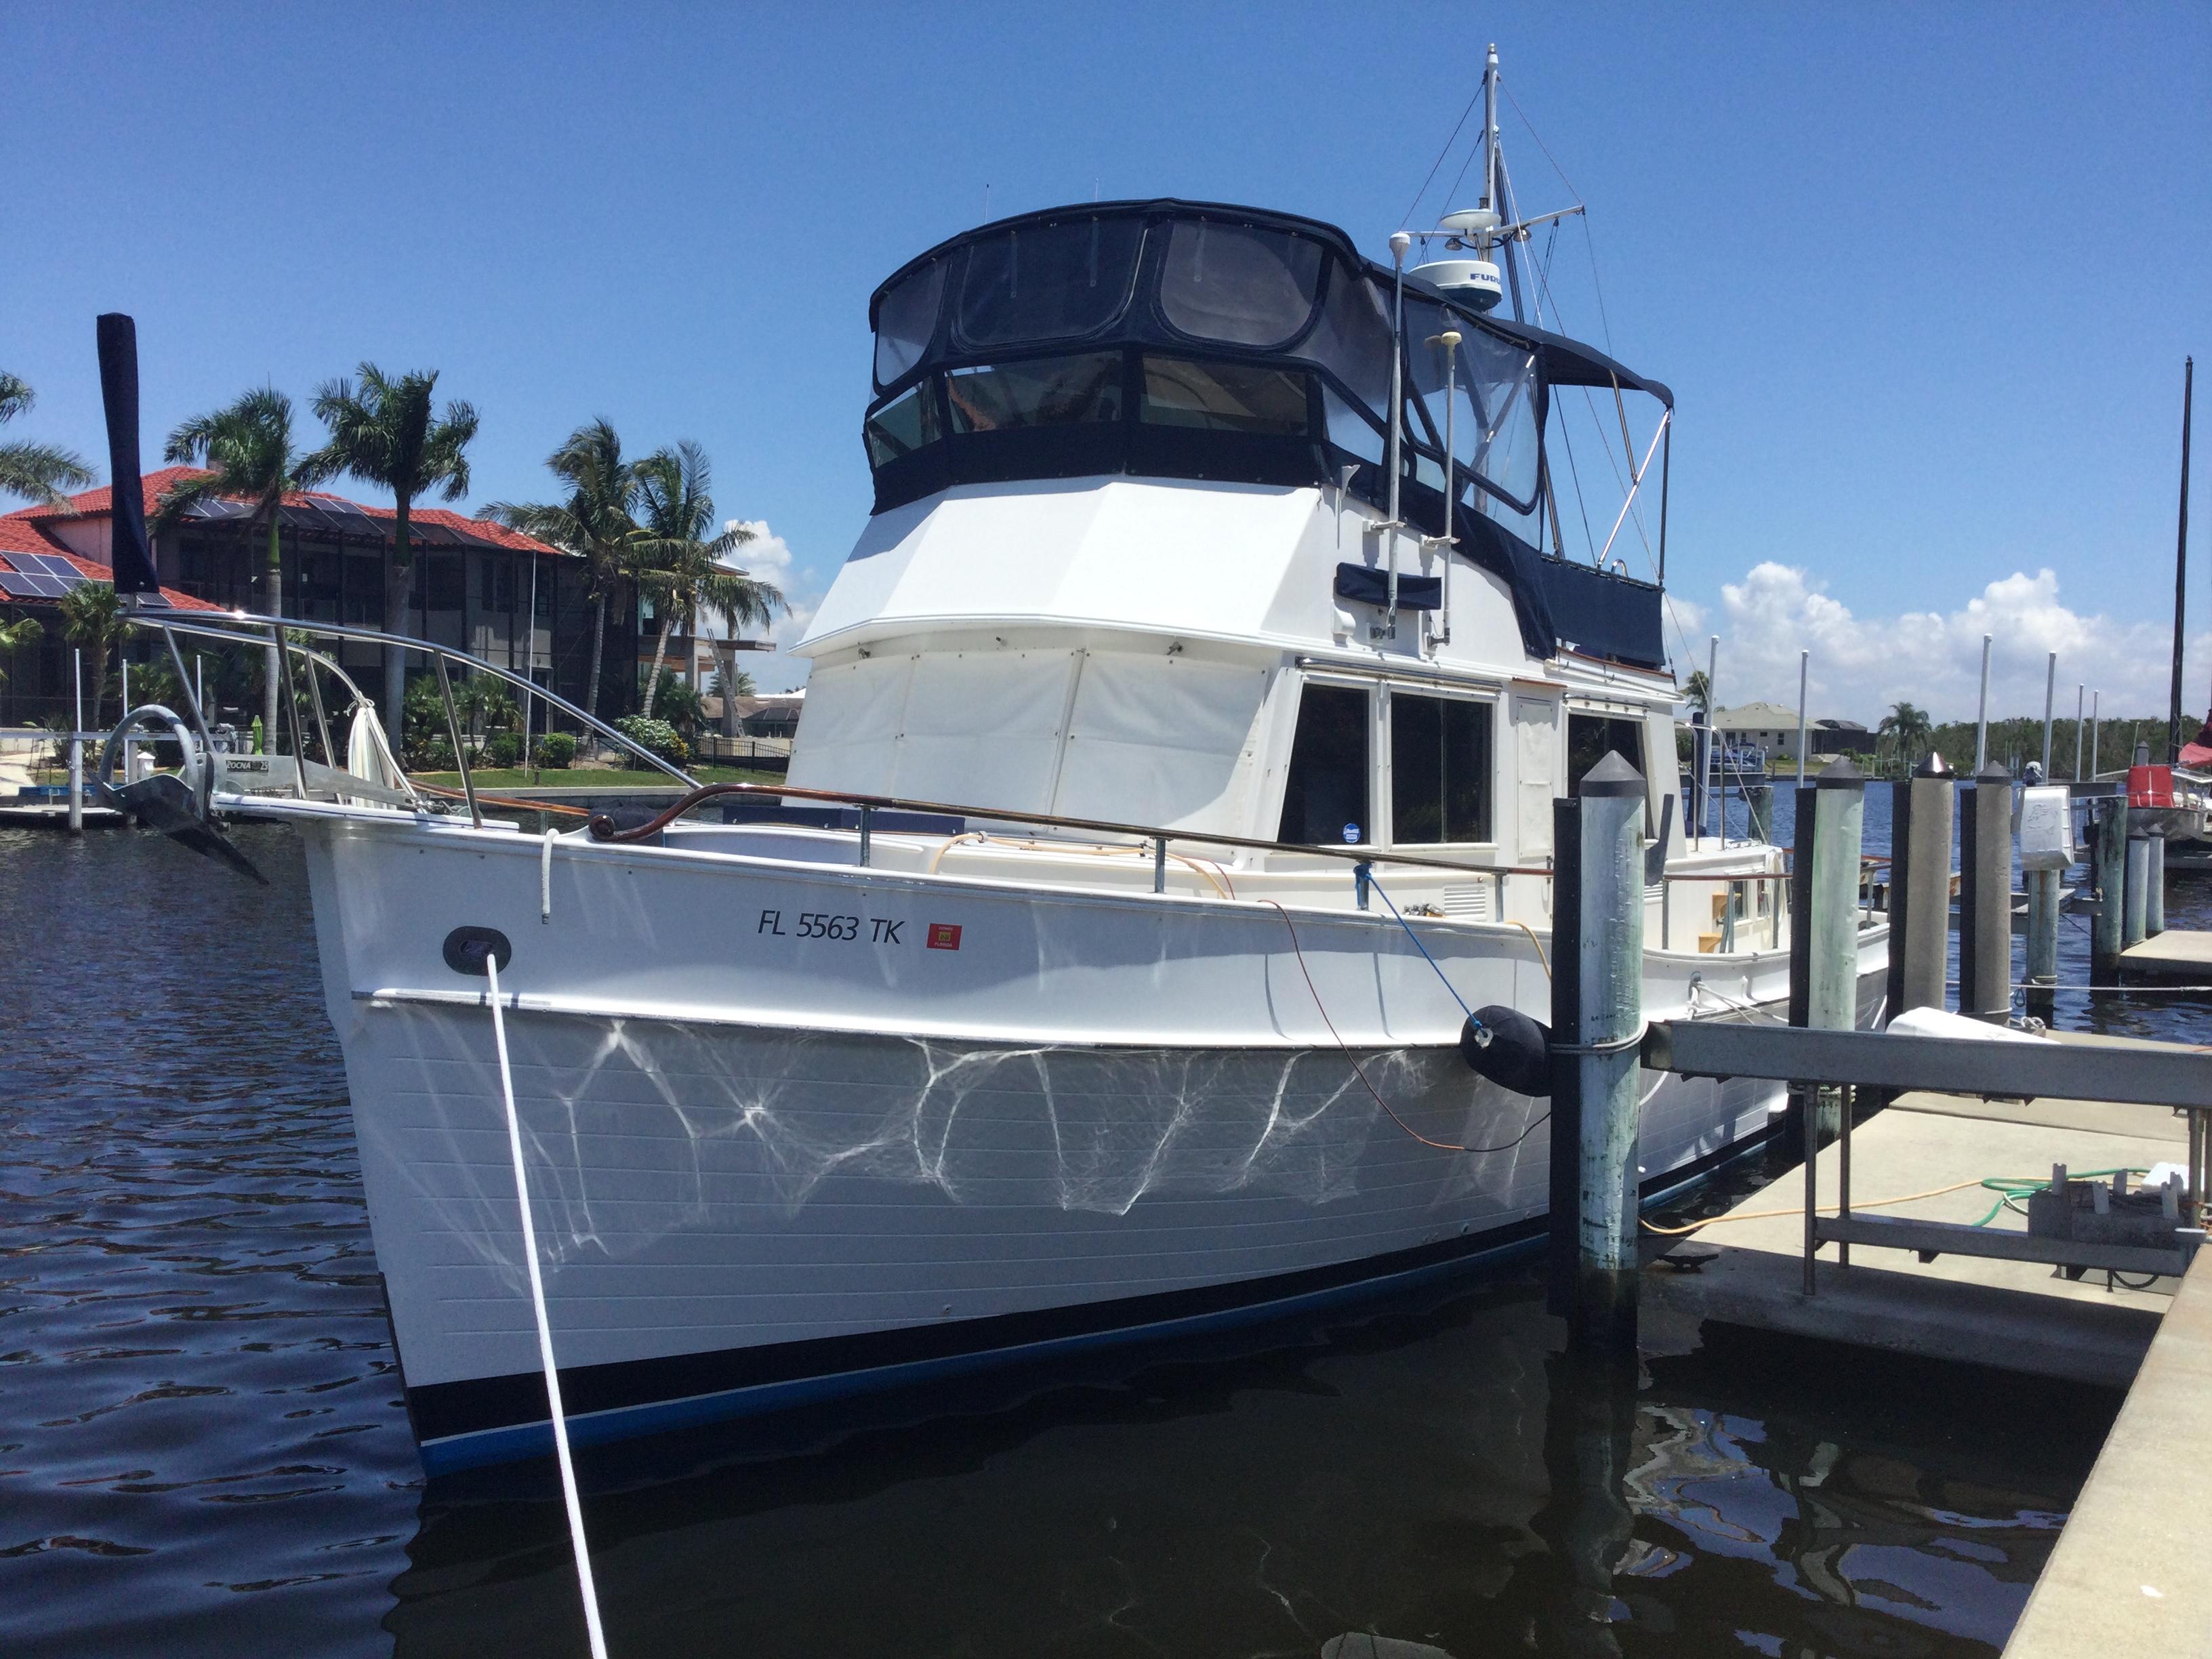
top-left (722, 518), bottom-right (817, 694)
top-left (1696, 562), bottom-right (2206, 725)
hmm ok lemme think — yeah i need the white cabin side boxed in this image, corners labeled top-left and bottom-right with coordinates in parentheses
top-left (789, 475), bottom-right (1687, 882)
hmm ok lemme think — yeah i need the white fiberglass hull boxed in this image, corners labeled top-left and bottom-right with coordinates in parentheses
top-left (294, 813), bottom-right (1881, 1471)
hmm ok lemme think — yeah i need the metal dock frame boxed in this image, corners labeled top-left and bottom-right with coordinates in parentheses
top-left (1643, 1021), bottom-right (2212, 1290)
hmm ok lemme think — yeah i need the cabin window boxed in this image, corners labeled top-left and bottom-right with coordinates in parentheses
top-left (865, 382), bottom-right (942, 466)
top-left (1391, 693), bottom-right (1493, 844)
top-left (1158, 222), bottom-right (1324, 348)
top-left (873, 260), bottom-right (945, 388)
top-left (1141, 358), bottom-right (1309, 436)
top-left (1299, 262), bottom-right (1395, 411)
top-left (945, 354), bottom-right (1123, 432)
top-left (954, 218), bottom-right (1144, 348)
top-left (1567, 712), bottom-right (1644, 794)
top-left (1277, 683), bottom-right (1370, 846)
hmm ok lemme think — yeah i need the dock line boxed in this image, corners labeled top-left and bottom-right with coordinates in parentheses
top-left (483, 954), bottom-right (611, 1659)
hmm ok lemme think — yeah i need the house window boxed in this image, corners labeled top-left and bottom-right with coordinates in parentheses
top-left (1391, 693), bottom-right (1493, 844)
top-left (426, 554), bottom-right (465, 612)
top-left (1277, 683), bottom-right (1370, 845)
top-left (480, 556), bottom-right (514, 613)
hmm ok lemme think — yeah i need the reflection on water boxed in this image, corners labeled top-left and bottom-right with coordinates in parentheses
top-left (1, 823), bottom-right (2142, 1657)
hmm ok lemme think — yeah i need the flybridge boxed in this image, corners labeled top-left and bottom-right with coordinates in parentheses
top-left (858, 199), bottom-right (1672, 672)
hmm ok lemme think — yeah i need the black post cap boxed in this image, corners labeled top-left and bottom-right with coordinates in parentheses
top-left (1575, 751), bottom-right (1645, 798)
top-left (1912, 752), bottom-right (1951, 778)
top-left (1815, 757), bottom-right (1866, 790)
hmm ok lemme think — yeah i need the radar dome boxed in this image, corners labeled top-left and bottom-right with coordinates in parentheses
top-left (1411, 258), bottom-right (1504, 312)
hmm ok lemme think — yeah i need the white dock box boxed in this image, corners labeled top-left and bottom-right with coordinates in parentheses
top-left (2016, 785), bottom-right (2076, 870)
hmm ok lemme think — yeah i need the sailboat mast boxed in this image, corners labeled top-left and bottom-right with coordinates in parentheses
top-left (2173, 354), bottom-right (2194, 760)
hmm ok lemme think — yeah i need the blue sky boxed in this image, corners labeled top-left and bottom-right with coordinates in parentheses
top-left (4, 3), bottom-right (2206, 719)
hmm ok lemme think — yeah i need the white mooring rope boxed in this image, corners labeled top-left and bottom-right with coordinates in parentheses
top-left (483, 954), bottom-right (610, 1659)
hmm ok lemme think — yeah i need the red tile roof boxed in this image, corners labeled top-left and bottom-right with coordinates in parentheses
top-left (3, 473), bottom-right (567, 558)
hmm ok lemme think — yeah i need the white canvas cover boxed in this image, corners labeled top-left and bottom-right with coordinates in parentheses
top-left (1512, 695), bottom-right (1557, 859)
top-left (1052, 653), bottom-right (1269, 832)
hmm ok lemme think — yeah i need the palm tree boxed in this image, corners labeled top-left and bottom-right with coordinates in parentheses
top-left (309, 365), bottom-right (479, 736)
top-left (158, 388), bottom-right (331, 742)
top-left (0, 615), bottom-right (42, 683)
top-left (0, 371), bottom-right (95, 507)
top-left (627, 442), bottom-right (782, 719)
top-left (483, 419), bottom-right (644, 722)
top-left (1879, 700), bottom-right (1933, 770)
top-left (57, 581), bottom-right (123, 731)
top-left (1681, 669), bottom-right (1711, 716)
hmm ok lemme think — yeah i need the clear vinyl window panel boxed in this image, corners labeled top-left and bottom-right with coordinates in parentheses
top-left (1391, 693), bottom-right (1494, 845)
top-left (1277, 683), bottom-right (1371, 846)
top-left (1158, 221), bottom-right (1324, 348)
top-left (873, 260), bottom-right (945, 389)
top-left (944, 354), bottom-right (1124, 433)
top-left (1140, 357), bottom-right (1310, 436)
top-left (954, 218), bottom-right (1144, 349)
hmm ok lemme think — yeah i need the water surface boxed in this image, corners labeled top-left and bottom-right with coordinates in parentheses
top-left (5, 812), bottom-right (2194, 1657)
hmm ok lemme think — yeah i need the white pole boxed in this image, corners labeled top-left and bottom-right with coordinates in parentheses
top-left (2041, 651), bottom-right (2056, 775)
top-left (1973, 634), bottom-right (1992, 772)
top-left (523, 555), bottom-right (539, 781)
top-left (1706, 635), bottom-right (1719, 842)
top-left (1385, 230), bottom-right (1411, 632)
top-left (2090, 689), bottom-right (2102, 778)
top-left (2074, 683), bottom-right (2085, 779)
top-left (482, 954), bottom-right (610, 1659)
top-left (1795, 650), bottom-right (1809, 786)
top-left (1440, 327), bottom-right (1460, 650)
top-left (73, 647), bottom-right (83, 735)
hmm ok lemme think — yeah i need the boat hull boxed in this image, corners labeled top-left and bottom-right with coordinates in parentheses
top-left (295, 816), bottom-right (1877, 1471)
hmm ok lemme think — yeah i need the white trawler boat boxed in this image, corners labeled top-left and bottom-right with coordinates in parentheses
top-left (100, 77), bottom-right (1885, 1473)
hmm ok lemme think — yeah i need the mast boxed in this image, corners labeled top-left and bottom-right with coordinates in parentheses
top-left (2172, 355), bottom-right (2194, 760)
top-left (1483, 43), bottom-right (1499, 216)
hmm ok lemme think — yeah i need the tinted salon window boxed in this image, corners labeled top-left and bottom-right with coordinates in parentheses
top-left (1278, 684), bottom-right (1371, 846)
top-left (1158, 222), bottom-right (1324, 348)
top-left (1392, 694), bottom-right (1494, 844)
top-left (1141, 358), bottom-right (1310, 436)
top-left (955, 218), bottom-right (1143, 348)
top-left (1567, 713), bottom-right (1644, 794)
top-left (945, 354), bottom-right (1123, 432)
top-left (864, 382), bottom-right (941, 466)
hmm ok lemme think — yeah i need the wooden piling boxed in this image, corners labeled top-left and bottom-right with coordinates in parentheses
top-left (1886, 755), bottom-right (1954, 1020)
top-left (1790, 759), bottom-right (1865, 1163)
top-left (1958, 762), bottom-right (2014, 1022)
top-left (2124, 829), bottom-right (2151, 949)
top-left (2146, 828), bottom-right (2165, 936)
top-left (2089, 788), bottom-right (2128, 976)
top-left (1548, 751), bottom-right (1647, 1348)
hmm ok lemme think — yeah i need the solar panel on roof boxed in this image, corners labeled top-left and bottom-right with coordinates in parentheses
top-left (24, 554), bottom-right (82, 577)
top-left (0, 573), bottom-right (41, 598)
top-left (133, 593), bottom-right (171, 609)
top-left (0, 571), bottom-right (66, 598)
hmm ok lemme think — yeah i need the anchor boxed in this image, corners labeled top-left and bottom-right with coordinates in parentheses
top-left (96, 703), bottom-right (268, 886)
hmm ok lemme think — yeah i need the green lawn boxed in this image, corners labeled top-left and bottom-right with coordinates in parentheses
top-left (408, 765), bottom-right (783, 791)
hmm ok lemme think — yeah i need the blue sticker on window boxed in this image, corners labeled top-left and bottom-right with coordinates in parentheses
top-left (1342, 823), bottom-right (1361, 844)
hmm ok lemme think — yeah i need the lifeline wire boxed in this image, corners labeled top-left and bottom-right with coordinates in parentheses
top-left (483, 955), bottom-right (611, 1659)
top-left (1261, 900), bottom-right (1548, 1157)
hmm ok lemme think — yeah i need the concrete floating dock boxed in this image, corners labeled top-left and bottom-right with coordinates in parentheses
top-left (2118, 927), bottom-right (2212, 984)
top-left (2003, 1250), bottom-right (2212, 1654)
top-left (1643, 1082), bottom-right (2184, 1387)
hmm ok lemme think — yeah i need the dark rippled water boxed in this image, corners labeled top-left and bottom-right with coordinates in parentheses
top-left (4, 805), bottom-right (2188, 1658)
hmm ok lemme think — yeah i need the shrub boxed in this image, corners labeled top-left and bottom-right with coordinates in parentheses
top-left (533, 732), bottom-right (577, 769)
top-left (483, 731), bottom-right (524, 768)
top-left (615, 715), bottom-right (688, 767)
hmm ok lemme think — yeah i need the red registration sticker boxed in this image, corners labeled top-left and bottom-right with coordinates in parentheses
top-left (926, 923), bottom-right (963, 951)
